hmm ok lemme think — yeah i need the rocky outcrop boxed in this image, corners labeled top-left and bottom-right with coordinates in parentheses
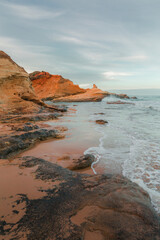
top-left (2, 156), bottom-right (159, 240)
top-left (0, 128), bottom-right (63, 159)
top-left (95, 119), bottom-right (108, 124)
top-left (53, 85), bottom-right (110, 102)
top-left (114, 93), bottom-right (129, 99)
top-left (30, 71), bottom-right (86, 100)
top-left (93, 84), bottom-right (98, 89)
top-left (68, 154), bottom-right (95, 170)
top-left (0, 51), bottom-right (64, 116)
top-left (29, 71), bottom-right (109, 102)
top-left (30, 71), bottom-right (132, 102)
top-left (107, 101), bottom-right (135, 105)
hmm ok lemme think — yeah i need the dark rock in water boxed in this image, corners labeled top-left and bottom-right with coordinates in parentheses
top-left (107, 101), bottom-right (134, 105)
top-left (6, 156), bottom-right (160, 240)
top-left (68, 154), bottom-right (95, 170)
top-left (96, 119), bottom-right (108, 125)
top-left (94, 112), bottom-right (105, 115)
top-left (131, 96), bottom-right (137, 99)
top-left (114, 93), bottom-right (130, 99)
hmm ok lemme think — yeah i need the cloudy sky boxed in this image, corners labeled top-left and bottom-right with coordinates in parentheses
top-left (0, 0), bottom-right (160, 90)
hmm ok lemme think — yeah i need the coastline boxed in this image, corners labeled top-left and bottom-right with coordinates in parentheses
top-left (0, 103), bottom-right (160, 239)
top-left (0, 51), bottom-right (159, 239)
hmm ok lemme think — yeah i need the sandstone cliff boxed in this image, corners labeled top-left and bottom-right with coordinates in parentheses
top-left (30, 71), bottom-right (86, 100)
top-left (30, 71), bottom-right (110, 102)
top-left (53, 85), bottom-right (110, 102)
top-left (0, 51), bottom-right (62, 115)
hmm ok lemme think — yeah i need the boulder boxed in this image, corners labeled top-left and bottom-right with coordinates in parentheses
top-left (96, 119), bottom-right (108, 124)
top-left (68, 154), bottom-right (96, 170)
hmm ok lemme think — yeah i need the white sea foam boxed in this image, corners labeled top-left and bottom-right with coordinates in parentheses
top-left (84, 114), bottom-right (107, 174)
top-left (84, 95), bottom-right (160, 213)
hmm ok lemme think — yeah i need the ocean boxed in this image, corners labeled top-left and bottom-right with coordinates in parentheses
top-left (46, 91), bottom-right (160, 214)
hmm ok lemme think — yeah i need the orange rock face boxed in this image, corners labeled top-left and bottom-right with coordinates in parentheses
top-left (0, 51), bottom-right (41, 114)
top-left (53, 87), bottom-right (109, 102)
top-left (0, 51), bottom-right (63, 115)
top-left (30, 72), bottom-right (109, 102)
top-left (30, 71), bottom-right (86, 100)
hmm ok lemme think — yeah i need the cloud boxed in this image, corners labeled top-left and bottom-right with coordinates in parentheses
top-left (103, 71), bottom-right (133, 80)
top-left (1, 2), bottom-right (64, 20)
top-left (53, 33), bottom-right (106, 48)
top-left (122, 55), bottom-right (148, 61)
top-left (0, 36), bottom-right (53, 72)
top-left (56, 36), bottom-right (85, 45)
top-left (79, 83), bottom-right (91, 88)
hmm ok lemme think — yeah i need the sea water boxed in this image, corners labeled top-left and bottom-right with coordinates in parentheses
top-left (85, 94), bottom-right (160, 213)
top-left (47, 91), bottom-right (160, 213)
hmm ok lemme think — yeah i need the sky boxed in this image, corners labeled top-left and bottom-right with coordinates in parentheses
top-left (0, 0), bottom-right (160, 90)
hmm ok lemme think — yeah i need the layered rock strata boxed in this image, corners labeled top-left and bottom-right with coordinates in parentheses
top-left (0, 51), bottom-right (63, 115)
top-left (30, 71), bottom-right (132, 102)
top-left (30, 71), bottom-right (86, 100)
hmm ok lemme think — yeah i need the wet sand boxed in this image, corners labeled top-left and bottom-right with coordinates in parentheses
top-left (0, 106), bottom-right (102, 233)
top-left (19, 105), bottom-right (102, 173)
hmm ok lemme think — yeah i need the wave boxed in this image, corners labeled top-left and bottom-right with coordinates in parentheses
top-left (122, 137), bottom-right (160, 213)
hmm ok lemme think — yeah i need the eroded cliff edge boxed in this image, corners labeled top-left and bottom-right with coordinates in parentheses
top-left (0, 51), bottom-right (66, 158)
top-left (0, 51), bottom-right (64, 115)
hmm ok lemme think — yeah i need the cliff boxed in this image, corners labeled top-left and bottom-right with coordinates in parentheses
top-left (30, 71), bottom-right (86, 100)
top-left (30, 71), bottom-right (110, 102)
top-left (0, 51), bottom-right (62, 115)
top-left (53, 85), bottom-right (110, 102)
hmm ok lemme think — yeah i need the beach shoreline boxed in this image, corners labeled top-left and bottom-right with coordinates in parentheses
top-left (0, 103), bottom-right (160, 239)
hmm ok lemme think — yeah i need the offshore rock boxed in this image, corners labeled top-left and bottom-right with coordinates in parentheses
top-left (107, 101), bottom-right (135, 105)
top-left (96, 119), bottom-right (108, 124)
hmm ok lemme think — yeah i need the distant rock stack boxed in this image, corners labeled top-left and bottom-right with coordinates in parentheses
top-left (92, 84), bottom-right (98, 89)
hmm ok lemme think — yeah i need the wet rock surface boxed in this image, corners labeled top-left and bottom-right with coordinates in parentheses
top-left (1, 156), bottom-right (159, 240)
top-left (0, 128), bottom-right (64, 159)
top-left (0, 109), bottom-right (66, 159)
top-left (68, 154), bottom-right (96, 170)
top-left (11, 123), bottom-right (40, 132)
